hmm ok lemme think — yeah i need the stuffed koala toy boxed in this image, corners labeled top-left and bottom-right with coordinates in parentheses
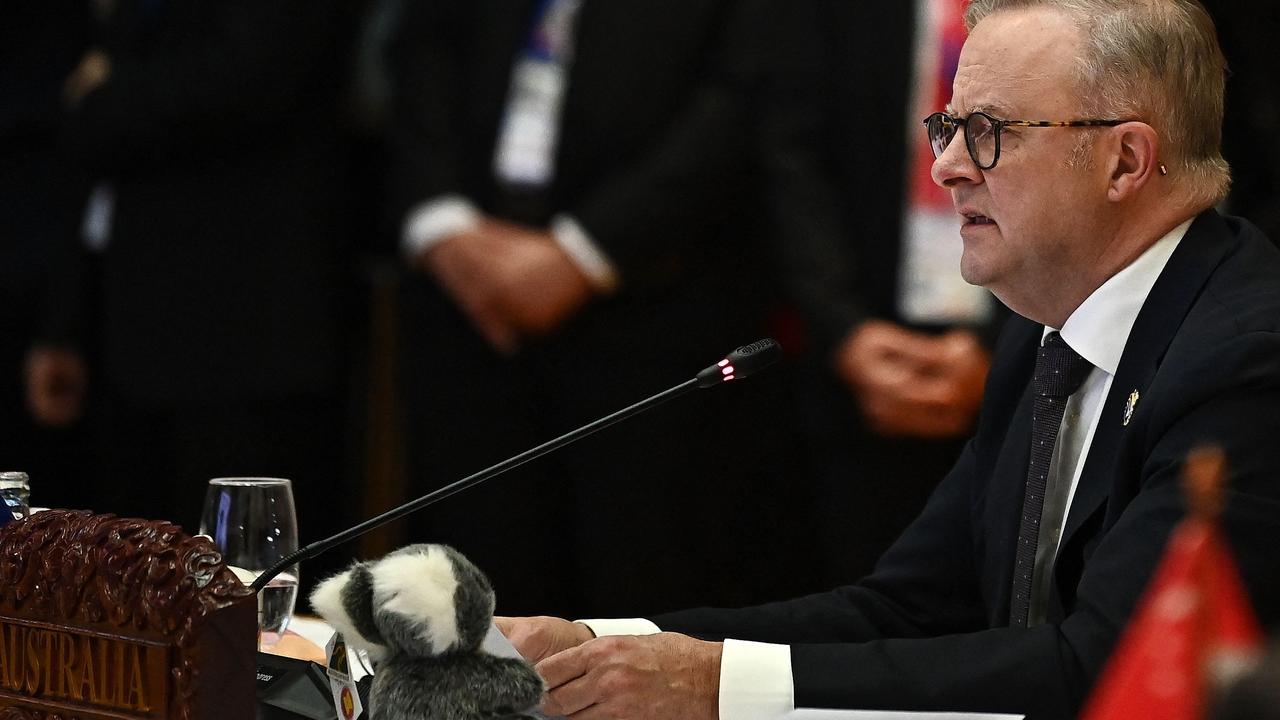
top-left (311, 544), bottom-right (545, 720)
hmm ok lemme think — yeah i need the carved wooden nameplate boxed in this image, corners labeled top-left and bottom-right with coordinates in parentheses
top-left (0, 511), bottom-right (257, 719)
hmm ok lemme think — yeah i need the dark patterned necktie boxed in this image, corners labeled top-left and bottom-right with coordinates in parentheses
top-left (1010, 332), bottom-right (1093, 627)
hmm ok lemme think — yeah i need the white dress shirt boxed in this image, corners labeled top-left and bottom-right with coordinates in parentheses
top-left (582, 218), bottom-right (1191, 719)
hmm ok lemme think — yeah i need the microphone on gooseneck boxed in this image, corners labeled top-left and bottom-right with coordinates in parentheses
top-left (694, 337), bottom-right (784, 387)
top-left (248, 338), bottom-right (782, 593)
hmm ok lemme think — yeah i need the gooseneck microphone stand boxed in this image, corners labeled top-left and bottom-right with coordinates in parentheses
top-left (250, 338), bottom-right (781, 592)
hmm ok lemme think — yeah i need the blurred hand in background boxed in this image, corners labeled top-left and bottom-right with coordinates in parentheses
top-left (25, 347), bottom-right (88, 427)
top-left (64, 49), bottom-right (110, 107)
top-left (835, 320), bottom-right (989, 438)
top-left (418, 216), bottom-right (595, 354)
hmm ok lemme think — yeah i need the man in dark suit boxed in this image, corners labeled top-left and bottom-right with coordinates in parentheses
top-left (0, 0), bottom-right (94, 499)
top-left (495, 2), bottom-right (1280, 718)
top-left (388, 0), bottom-right (817, 618)
top-left (768, 0), bottom-right (1003, 588)
top-left (26, 0), bottom-right (358, 543)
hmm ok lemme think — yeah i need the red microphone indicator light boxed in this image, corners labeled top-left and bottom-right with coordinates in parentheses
top-left (695, 338), bottom-right (781, 388)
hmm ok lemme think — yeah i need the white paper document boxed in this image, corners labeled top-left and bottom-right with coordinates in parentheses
top-left (785, 711), bottom-right (1023, 720)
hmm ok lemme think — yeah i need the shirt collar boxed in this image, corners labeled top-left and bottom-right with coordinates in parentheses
top-left (1043, 218), bottom-right (1193, 375)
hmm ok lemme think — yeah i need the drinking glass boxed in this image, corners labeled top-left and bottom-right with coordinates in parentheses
top-left (199, 477), bottom-right (299, 648)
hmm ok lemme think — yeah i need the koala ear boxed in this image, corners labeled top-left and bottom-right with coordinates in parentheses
top-left (310, 563), bottom-right (389, 660)
top-left (439, 545), bottom-right (495, 651)
top-left (371, 544), bottom-right (466, 655)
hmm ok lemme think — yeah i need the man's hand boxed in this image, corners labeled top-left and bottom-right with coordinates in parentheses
top-left (835, 320), bottom-right (990, 438)
top-left (480, 219), bottom-right (595, 337)
top-left (420, 225), bottom-right (522, 353)
top-left (537, 633), bottom-right (721, 720)
top-left (25, 347), bottom-right (89, 427)
top-left (494, 616), bottom-right (595, 664)
top-left (418, 218), bottom-right (595, 353)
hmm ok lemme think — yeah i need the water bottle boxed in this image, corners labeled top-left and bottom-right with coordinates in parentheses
top-left (0, 472), bottom-right (31, 520)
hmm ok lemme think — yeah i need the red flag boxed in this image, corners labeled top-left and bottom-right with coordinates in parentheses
top-left (1079, 450), bottom-right (1263, 720)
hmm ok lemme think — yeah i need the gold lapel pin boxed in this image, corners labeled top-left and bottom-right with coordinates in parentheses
top-left (1123, 390), bottom-right (1141, 426)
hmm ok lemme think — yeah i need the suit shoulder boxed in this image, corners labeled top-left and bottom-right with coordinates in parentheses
top-left (1188, 216), bottom-right (1280, 336)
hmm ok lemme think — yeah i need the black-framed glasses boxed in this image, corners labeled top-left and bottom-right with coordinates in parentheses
top-left (923, 111), bottom-right (1131, 170)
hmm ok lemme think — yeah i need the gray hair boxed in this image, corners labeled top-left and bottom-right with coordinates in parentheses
top-left (965, 0), bottom-right (1231, 206)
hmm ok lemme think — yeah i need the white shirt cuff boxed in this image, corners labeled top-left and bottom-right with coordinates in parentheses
top-left (575, 618), bottom-right (660, 637)
top-left (551, 214), bottom-right (620, 293)
top-left (579, 622), bottom-right (794, 720)
top-left (718, 639), bottom-right (794, 720)
top-left (401, 194), bottom-right (482, 260)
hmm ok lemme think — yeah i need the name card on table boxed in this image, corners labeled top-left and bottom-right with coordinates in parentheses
top-left (0, 510), bottom-right (257, 719)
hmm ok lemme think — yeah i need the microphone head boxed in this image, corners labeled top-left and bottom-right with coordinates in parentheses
top-left (696, 338), bottom-right (782, 388)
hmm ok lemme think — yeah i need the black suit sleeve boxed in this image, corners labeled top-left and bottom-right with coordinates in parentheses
top-left (1, 0), bottom-right (94, 349)
top-left (744, 0), bottom-right (871, 352)
top-left (657, 326), bottom-right (1280, 720)
top-left (385, 0), bottom-right (479, 219)
top-left (652, 439), bottom-right (1088, 718)
top-left (565, 84), bottom-right (749, 280)
top-left (562, 2), bottom-right (766, 280)
top-left (653, 437), bottom-right (987, 644)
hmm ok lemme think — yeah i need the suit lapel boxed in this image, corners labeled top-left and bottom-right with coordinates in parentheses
top-left (1058, 211), bottom-right (1235, 552)
top-left (976, 318), bottom-right (1040, 620)
top-left (987, 380), bottom-right (1036, 618)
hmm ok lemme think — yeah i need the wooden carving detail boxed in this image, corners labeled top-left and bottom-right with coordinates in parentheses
top-left (0, 710), bottom-right (68, 720)
top-left (0, 511), bottom-right (254, 719)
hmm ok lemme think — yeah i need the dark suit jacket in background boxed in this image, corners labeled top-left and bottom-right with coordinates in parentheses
top-left (389, 0), bottom-right (778, 289)
top-left (45, 0), bottom-right (362, 548)
top-left (388, 0), bottom-right (828, 618)
top-left (0, 0), bottom-right (93, 488)
top-left (764, 1), bottom-right (915, 349)
top-left (59, 0), bottom-right (357, 408)
top-left (655, 211), bottom-right (1280, 720)
top-left (756, 0), bottom-right (1011, 587)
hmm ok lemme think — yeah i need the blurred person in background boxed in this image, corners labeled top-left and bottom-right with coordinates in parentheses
top-left (766, 0), bottom-right (1005, 587)
top-left (25, 0), bottom-right (361, 566)
top-left (0, 1), bottom-right (95, 501)
top-left (386, 0), bottom-right (819, 619)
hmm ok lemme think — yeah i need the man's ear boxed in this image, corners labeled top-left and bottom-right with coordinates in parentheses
top-left (1106, 122), bottom-right (1161, 202)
